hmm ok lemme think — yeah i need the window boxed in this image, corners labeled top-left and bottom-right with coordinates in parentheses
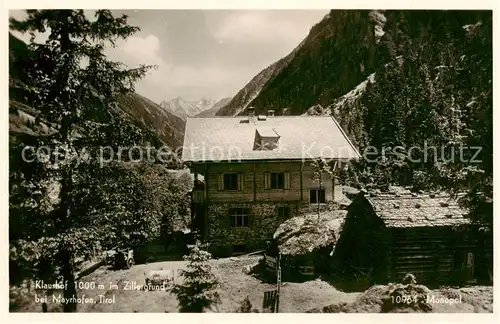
top-left (310, 189), bottom-right (326, 203)
top-left (271, 173), bottom-right (285, 189)
top-left (260, 139), bottom-right (279, 150)
top-left (224, 173), bottom-right (238, 190)
top-left (230, 208), bottom-right (250, 227)
top-left (277, 206), bottom-right (290, 218)
top-left (466, 252), bottom-right (475, 268)
top-left (264, 172), bottom-right (290, 189)
top-left (254, 129), bottom-right (280, 151)
top-left (219, 173), bottom-right (243, 191)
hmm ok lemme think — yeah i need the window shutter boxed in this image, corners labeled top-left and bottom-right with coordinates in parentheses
top-left (218, 173), bottom-right (224, 191)
top-left (264, 172), bottom-right (271, 190)
top-left (284, 172), bottom-right (290, 189)
top-left (238, 173), bottom-right (244, 191)
top-left (310, 189), bottom-right (316, 203)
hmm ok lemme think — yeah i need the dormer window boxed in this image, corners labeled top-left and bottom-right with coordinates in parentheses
top-left (253, 128), bottom-right (280, 151)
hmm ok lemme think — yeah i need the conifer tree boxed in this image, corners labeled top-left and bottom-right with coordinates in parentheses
top-left (172, 240), bottom-right (221, 312)
top-left (356, 11), bottom-right (492, 226)
top-left (9, 10), bottom-right (154, 312)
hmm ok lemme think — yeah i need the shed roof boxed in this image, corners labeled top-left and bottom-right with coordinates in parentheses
top-left (367, 194), bottom-right (470, 228)
top-left (182, 116), bottom-right (361, 162)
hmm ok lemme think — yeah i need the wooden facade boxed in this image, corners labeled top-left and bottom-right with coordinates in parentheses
top-left (189, 160), bottom-right (343, 204)
top-left (188, 160), bottom-right (345, 255)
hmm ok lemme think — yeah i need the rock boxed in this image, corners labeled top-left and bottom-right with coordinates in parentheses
top-left (273, 210), bottom-right (347, 256)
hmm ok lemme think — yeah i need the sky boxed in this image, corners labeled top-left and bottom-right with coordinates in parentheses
top-left (9, 9), bottom-right (328, 104)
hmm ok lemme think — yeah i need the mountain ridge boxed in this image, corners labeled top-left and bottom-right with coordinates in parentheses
top-left (194, 97), bottom-right (232, 117)
top-left (9, 33), bottom-right (185, 153)
top-left (213, 12), bottom-right (328, 117)
top-left (216, 10), bottom-right (385, 117)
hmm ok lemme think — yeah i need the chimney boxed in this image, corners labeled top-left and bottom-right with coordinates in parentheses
top-left (247, 106), bottom-right (255, 117)
top-left (268, 109), bottom-right (275, 116)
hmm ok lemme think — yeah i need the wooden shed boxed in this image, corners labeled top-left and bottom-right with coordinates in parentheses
top-left (332, 191), bottom-right (492, 286)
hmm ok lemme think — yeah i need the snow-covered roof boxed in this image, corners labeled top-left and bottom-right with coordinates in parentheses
top-left (182, 116), bottom-right (360, 162)
top-left (367, 194), bottom-right (470, 228)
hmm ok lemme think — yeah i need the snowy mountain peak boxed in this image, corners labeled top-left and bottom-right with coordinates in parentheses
top-left (159, 96), bottom-right (217, 120)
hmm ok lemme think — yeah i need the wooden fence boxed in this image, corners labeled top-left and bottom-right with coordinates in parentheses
top-left (263, 253), bottom-right (282, 312)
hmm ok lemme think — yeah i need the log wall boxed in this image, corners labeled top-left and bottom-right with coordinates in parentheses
top-left (389, 227), bottom-right (480, 284)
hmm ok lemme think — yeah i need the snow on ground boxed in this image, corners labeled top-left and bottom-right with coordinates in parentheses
top-left (232, 90), bottom-right (261, 116)
top-left (310, 283), bottom-right (493, 313)
top-left (302, 72), bottom-right (376, 118)
top-left (328, 72), bottom-right (375, 116)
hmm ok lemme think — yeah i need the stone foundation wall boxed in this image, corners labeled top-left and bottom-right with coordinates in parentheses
top-left (206, 201), bottom-right (303, 257)
top-left (298, 201), bottom-right (342, 215)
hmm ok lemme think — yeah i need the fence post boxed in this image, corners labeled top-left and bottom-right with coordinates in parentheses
top-left (275, 253), bottom-right (282, 313)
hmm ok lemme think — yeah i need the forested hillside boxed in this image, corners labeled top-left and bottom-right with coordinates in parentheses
top-left (329, 11), bottom-right (492, 148)
top-left (340, 11), bottom-right (492, 226)
top-left (219, 10), bottom-right (492, 226)
top-left (9, 33), bottom-right (185, 151)
top-left (217, 10), bottom-right (386, 116)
